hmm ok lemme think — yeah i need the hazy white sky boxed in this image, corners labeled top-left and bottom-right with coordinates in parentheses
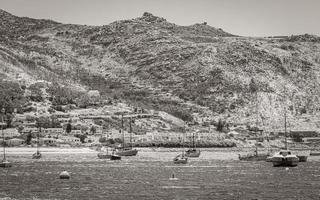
top-left (1, 0), bottom-right (319, 37)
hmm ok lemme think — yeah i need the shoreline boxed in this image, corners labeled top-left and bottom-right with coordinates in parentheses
top-left (1, 146), bottom-right (318, 155)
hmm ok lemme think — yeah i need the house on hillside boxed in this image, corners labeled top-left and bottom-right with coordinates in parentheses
top-left (70, 129), bottom-right (82, 135)
top-left (43, 128), bottom-right (64, 137)
top-left (7, 138), bottom-right (24, 146)
top-left (41, 137), bottom-right (57, 146)
top-left (59, 136), bottom-right (81, 145)
top-left (21, 127), bottom-right (38, 135)
top-left (290, 130), bottom-right (319, 142)
top-left (2, 128), bottom-right (20, 138)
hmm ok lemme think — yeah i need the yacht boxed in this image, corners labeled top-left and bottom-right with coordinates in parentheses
top-left (269, 149), bottom-right (299, 167)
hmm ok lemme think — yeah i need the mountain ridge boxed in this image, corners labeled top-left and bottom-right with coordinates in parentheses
top-left (1, 9), bottom-right (320, 132)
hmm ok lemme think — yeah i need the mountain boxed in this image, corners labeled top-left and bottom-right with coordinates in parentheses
top-left (1, 10), bottom-right (320, 132)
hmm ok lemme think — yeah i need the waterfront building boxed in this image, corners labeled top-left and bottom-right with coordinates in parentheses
top-left (59, 136), bottom-right (81, 145)
top-left (2, 128), bottom-right (20, 138)
top-left (41, 137), bottom-right (57, 146)
top-left (7, 138), bottom-right (24, 146)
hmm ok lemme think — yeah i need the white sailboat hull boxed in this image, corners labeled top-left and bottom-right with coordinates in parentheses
top-left (115, 148), bottom-right (138, 156)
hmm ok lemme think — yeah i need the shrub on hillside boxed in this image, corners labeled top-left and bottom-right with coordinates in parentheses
top-left (0, 80), bottom-right (26, 114)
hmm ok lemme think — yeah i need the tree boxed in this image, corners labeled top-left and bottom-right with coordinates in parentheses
top-left (74, 134), bottom-right (87, 143)
top-left (90, 126), bottom-right (96, 134)
top-left (99, 137), bottom-right (107, 143)
top-left (249, 78), bottom-right (258, 93)
top-left (216, 119), bottom-right (225, 132)
top-left (26, 132), bottom-right (32, 145)
top-left (66, 123), bottom-right (72, 134)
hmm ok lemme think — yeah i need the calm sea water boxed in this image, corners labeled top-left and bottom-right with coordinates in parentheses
top-left (1, 148), bottom-right (320, 200)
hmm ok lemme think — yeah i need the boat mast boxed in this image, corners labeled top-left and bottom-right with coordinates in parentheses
top-left (1, 108), bottom-right (6, 161)
top-left (37, 126), bottom-right (41, 152)
top-left (192, 132), bottom-right (195, 149)
top-left (121, 114), bottom-right (124, 149)
top-left (283, 84), bottom-right (288, 150)
top-left (129, 117), bottom-right (132, 149)
top-left (284, 107), bottom-right (287, 150)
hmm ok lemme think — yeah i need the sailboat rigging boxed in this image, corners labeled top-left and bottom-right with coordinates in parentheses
top-left (269, 100), bottom-right (299, 167)
top-left (114, 115), bottom-right (138, 156)
top-left (239, 88), bottom-right (269, 161)
top-left (32, 130), bottom-right (41, 159)
top-left (173, 126), bottom-right (188, 164)
top-left (0, 108), bottom-right (12, 168)
top-left (185, 132), bottom-right (200, 157)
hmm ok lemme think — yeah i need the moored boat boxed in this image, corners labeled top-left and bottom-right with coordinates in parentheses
top-left (269, 149), bottom-right (299, 167)
top-left (32, 151), bottom-right (42, 159)
top-left (0, 159), bottom-right (12, 168)
top-left (114, 115), bottom-right (138, 156)
top-left (297, 155), bottom-right (308, 162)
top-left (239, 152), bottom-right (269, 161)
top-left (97, 152), bottom-right (112, 159)
top-left (238, 146), bottom-right (270, 161)
top-left (110, 154), bottom-right (121, 160)
top-left (185, 149), bottom-right (200, 158)
top-left (173, 154), bottom-right (188, 164)
top-left (269, 105), bottom-right (299, 167)
top-left (114, 147), bottom-right (138, 156)
top-left (310, 151), bottom-right (320, 156)
top-left (32, 130), bottom-right (42, 159)
top-left (173, 127), bottom-right (188, 164)
top-left (1, 110), bottom-right (12, 168)
top-left (294, 150), bottom-right (310, 162)
top-left (185, 132), bottom-right (200, 158)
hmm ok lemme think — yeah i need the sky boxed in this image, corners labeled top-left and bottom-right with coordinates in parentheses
top-left (1, 0), bottom-right (320, 37)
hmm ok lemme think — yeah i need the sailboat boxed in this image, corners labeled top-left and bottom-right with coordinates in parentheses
top-left (185, 132), bottom-right (200, 157)
top-left (32, 131), bottom-right (41, 159)
top-left (238, 90), bottom-right (270, 161)
top-left (97, 146), bottom-right (121, 160)
top-left (114, 115), bottom-right (138, 156)
top-left (173, 130), bottom-right (188, 164)
top-left (269, 107), bottom-right (299, 167)
top-left (0, 109), bottom-right (12, 168)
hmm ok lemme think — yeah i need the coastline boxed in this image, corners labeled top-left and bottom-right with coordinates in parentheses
top-left (2, 146), bottom-right (317, 155)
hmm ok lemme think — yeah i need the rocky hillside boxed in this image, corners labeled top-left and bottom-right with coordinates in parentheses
top-left (1, 9), bottom-right (320, 131)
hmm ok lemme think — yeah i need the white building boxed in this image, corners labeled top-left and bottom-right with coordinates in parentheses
top-left (2, 128), bottom-right (20, 138)
top-left (43, 128), bottom-right (64, 137)
top-left (59, 136), bottom-right (81, 145)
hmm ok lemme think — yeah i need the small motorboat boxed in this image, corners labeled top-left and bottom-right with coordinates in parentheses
top-left (239, 153), bottom-right (269, 161)
top-left (185, 132), bottom-right (200, 158)
top-left (297, 155), bottom-right (308, 162)
top-left (97, 152), bottom-right (111, 159)
top-left (295, 151), bottom-right (310, 162)
top-left (269, 149), bottom-right (299, 167)
top-left (110, 154), bottom-right (121, 160)
top-left (0, 159), bottom-right (12, 168)
top-left (310, 151), bottom-right (320, 156)
top-left (185, 149), bottom-right (200, 157)
top-left (114, 147), bottom-right (138, 156)
top-left (32, 151), bottom-right (42, 159)
top-left (238, 146), bottom-right (270, 161)
top-left (173, 154), bottom-right (188, 164)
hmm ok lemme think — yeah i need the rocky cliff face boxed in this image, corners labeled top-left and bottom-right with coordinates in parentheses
top-left (1, 10), bottom-right (320, 131)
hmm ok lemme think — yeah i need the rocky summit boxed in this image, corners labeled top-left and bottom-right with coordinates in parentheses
top-left (1, 9), bottom-right (320, 131)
